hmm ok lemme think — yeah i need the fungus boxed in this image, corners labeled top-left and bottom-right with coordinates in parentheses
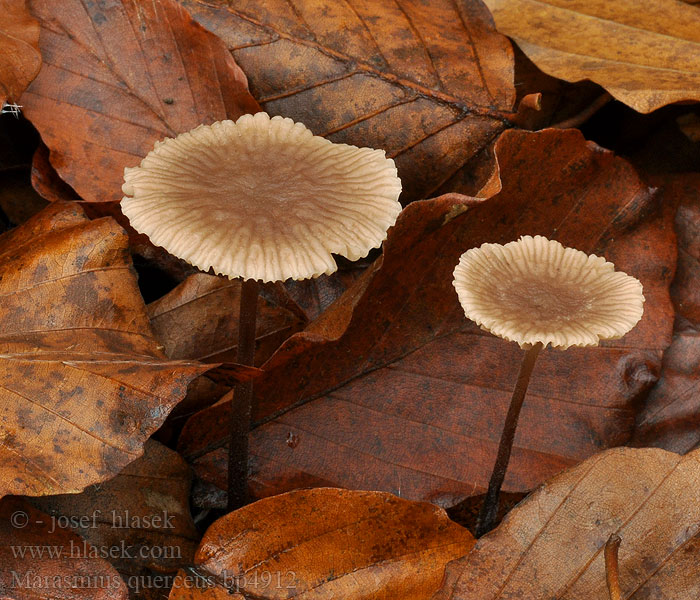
top-left (452, 235), bottom-right (644, 535)
top-left (121, 112), bottom-right (402, 509)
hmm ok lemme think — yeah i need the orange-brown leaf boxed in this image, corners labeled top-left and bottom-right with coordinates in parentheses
top-left (0, 0), bottom-right (40, 105)
top-left (20, 0), bottom-right (260, 204)
top-left (178, 0), bottom-right (516, 201)
top-left (433, 447), bottom-right (700, 599)
top-left (168, 488), bottom-right (474, 599)
top-left (0, 202), bottom-right (209, 498)
top-left (483, 0), bottom-right (700, 113)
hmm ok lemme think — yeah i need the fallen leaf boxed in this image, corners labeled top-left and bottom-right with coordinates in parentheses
top-left (0, 0), bottom-right (41, 105)
top-left (179, 128), bottom-right (676, 507)
top-left (177, 0), bottom-right (516, 201)
top-left (482, 0), bottom-right (700, 113)
top-left (168, 488), bottom-right (474, 599)
top-left (433, 446), bottom-right (700, 599)
top-left (20, 0), bottom-right (260, 204)
top-left (31, 440), bottom-right (199, 599)
top-left (0, 496), bottom-right (128, 599)
top-left (633, 174), bottom-right (700, 453)
top-left (0, 201), bottom-right (209, 498)
top-left (147, 273), bottom-right (305, 364)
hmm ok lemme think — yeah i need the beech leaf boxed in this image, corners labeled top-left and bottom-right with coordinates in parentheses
top-left (177, 0), bottom-right (516, 201)
top-left (20, 0), bottom-right (260, 204)
top-left (0, 0), bottom-right (41, 105)
top-left (0, 202), bottom-right (209, 498)
top-left (168, 488), bottom-right (475, 599)
top-left (433, 447), bottom-right (700, 600)
top-left (483, 0), bottom-right (700, 113)
top-left (179, 128), bottom-right (676, 507)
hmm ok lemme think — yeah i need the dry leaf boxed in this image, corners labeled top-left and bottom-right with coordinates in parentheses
top-left (20, 0), bottom-right (260, 204)
top-left (483, 0), bottom-right (700, 113)
top-left (179, 128), bottom-right (675, 507)
top-left (0, 496), bottom-right (128, 598)
top-left (168, 488), bottom-right (474, 599)
top-left (633, 174), bottom-right (700, 453)
top-left (0, 201), bottom-right (209, 498)
top-left (31, 440), bottom-right (200, 599)
top-left (433, 446), bottom-right (700, 599)
top-left (0, 0), bottom-right (41, 105)
top-left (148, 273), bottom-right (305, 364)
top-left (178, 0), bottom-right (516, 201)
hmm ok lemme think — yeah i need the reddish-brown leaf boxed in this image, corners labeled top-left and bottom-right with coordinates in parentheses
top-left (0, 496), bottom-right (128, 598)
top-left (31, 440), bottom-right (200, 599)
top-left (148, 273), bottom-right (305, 365)
top-left (179, 128), bottom-right (676, 507)
top-left (177, 0), bottom-right (516, 202)
top-left (0, 0), bottom-right (41, 105)
top-left (20, 0), bottom-right (260, 204)
top-left (633, 174), bottom-right (700, 453)
top-left (168, 488), bottom-right (474, 599)
top-left (0, 202), bottom-right (209, 498)
top-left (433, 447), bottom-right (700, 600)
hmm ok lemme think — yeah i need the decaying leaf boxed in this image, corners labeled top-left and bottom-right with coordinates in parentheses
top-left (168, 488), bottom-right (474, 599)
top-left (0, 201), bottom-right (209, 498)
top-left (633, 174), bottom-right (700, 453)
top-left (483, 0), bottom-right (700, 113)
top-left (0, 0), bottom-right (41, 105)
top-left (179, 128), bottom-right (675, 507)
top-left (178, 0), bottom-right (516, 201)
top-left (148, 273), bottom-right (305, 364)
top-left (0, 496), bottom-right (128, 599)
top-left (433, 446), bottom-right (700, 599)
top-left (20, 0), bottom-right (260, 204)
top-left (31, 440), bottom-right (199, 599)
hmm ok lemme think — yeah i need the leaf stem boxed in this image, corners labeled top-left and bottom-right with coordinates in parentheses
top-left (227, 277), bottom-right (259, 511)
top-left (476, 342), bottom-right (543, 536)
top-left (605, 533), bottom-right (623, 600)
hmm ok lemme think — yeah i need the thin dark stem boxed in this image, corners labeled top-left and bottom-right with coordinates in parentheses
top-left (227, 277), bottom-right (259, 511)
top-left (549, 92), bottom-right (612, 130)
top-left (476, 342), bottom-right (543, 536)
top-left (605, 533), bottom-right (623, 600)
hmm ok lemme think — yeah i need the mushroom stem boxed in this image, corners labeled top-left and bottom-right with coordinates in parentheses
top-left (476, 341), bottom-right (543, 536)
top-left (605, 533), bottom-right (623, 600)
top-left (227, 277), bottom-right (259, 511)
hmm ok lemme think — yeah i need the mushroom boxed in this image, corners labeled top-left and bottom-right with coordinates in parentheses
top-left (452, 235), bottom-right (644, 535)
top-left (121, 112), bottom-right (402, 509)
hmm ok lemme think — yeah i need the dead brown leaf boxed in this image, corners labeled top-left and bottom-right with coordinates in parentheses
top-left (31, 440), bottom-right (199, 599)
top-left (0, 0), bottom-right (40, 105)
top-left (20, 0), bottom-right (260, 204)
top-left (483, 0), bottom-right (700, 113)
top-left (0, 201), bottom-right (209, 498)
top-left (178, 0), bottom-right (516, 201)
top-left (0, 496), bottom-right (128, 598)
top-left (168, 488), bottom-right (474, 599)
top-left (179, 128), bottom-right (676, 507)
top-left (433, 446), bottom-right (700, 599)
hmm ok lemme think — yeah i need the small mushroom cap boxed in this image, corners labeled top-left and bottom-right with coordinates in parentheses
top-left (121, 112), bottom-right (402, 282)
top-left (453, 235), bottom-right (645, 349)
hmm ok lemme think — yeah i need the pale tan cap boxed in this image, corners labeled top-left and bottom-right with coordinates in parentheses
top-left (121, 113), bottom-right (402, 282)
top-left (453, 235), bottom-right (645, 349)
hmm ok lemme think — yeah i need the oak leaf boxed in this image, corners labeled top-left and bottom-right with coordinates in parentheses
top-left (179, 128), bottom-right (675, 507)
top-left (168, 488), bottom-right (474, 599)
top-left (0, 202), bottom-right (209, 498)
top-left (433, 446), bottom-right (700, 599)
top-left (0, 496), bottom-right (128, 599)
top-left (0, 0), bottom-right (40, 105)
top-left (20, 0), bottom-right (260, 204)
top-left (483, 0), bottom-right (700, 113)
top-left (178, 0), bottom-right (516, 201)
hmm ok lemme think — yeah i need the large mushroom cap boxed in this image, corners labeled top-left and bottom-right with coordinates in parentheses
top-left (121, 112), bottom-right (402, 282)
top-left (453, 235), bottom-right (645, 349)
